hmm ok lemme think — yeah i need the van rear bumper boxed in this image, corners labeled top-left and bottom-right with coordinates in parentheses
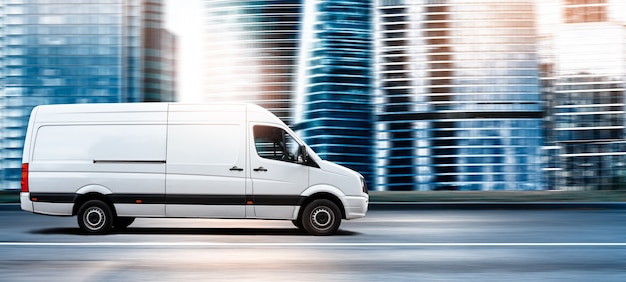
top-left (20, 192), bottom-right (33, 212)
top-left (344, 195), bottom-right (368, 219)
top-left (21, 192), bottom-right (73, 215)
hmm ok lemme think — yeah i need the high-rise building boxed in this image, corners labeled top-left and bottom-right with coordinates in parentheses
top-left (540, 0), bottom-right (626, 190)
top-left (0, 0), bottom-right (176, 190)
top-left (204, 0), bottom-right (301, 125)
top-left (375, 0), bottom-right (543, 191)
top-left (143, 0), bottom-right (177, 102)
top-left (535, 1), bottom-right (560, 190)
top-left (295, 0), bottom-right (375, 189)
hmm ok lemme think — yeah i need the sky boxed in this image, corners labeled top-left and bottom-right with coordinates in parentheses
top-left (164, 0), bottom-right (205, 102)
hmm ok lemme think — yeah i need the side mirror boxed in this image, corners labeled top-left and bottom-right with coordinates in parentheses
top-left (297, 145), bottom-right (308, 165)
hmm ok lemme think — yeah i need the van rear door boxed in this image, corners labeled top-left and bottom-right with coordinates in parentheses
top-left (165, 104), bottom-right (247, 218)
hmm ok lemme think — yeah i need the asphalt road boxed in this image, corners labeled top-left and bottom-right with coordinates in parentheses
top-left (1, 204), bottom-right (625, 281)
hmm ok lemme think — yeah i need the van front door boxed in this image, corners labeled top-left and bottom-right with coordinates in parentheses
top-left (249, 124), bottom-right (309, 219)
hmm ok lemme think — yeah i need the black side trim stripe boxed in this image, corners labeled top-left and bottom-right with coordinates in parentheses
top-left (166, 195), bottom-right (246, 206)
top-left (29, 193), bottom-right (305, 206)
top-left (253, 195), bottom-right (306, 206)
top-left (109, 194), bottom-right (166, 205)
top-left (29, 193), bottom-right (75, 203)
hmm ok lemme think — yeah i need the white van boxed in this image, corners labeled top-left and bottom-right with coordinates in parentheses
top-left (20, 103), bottom-right (368, 235)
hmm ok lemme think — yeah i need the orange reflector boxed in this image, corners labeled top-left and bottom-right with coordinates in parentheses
top-left (136, 199), bottom-right (143, 204)
top-left (246, 201), bottom-right (253, 205)
top-left (31, 197), bottom-right (38, 202)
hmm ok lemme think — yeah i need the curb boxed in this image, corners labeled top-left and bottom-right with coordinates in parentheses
top-left (369, 202), bottom-right (626, 210)
top-left (0, 204), bottom-right (19, 211)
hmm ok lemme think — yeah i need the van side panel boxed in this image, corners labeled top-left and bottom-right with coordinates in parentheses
top-left (165, 104), bottom-right (247, 218)
top-left (29, 123), bottom-right (167, 217)
top-left (32, 125), bottom-right (164, 162)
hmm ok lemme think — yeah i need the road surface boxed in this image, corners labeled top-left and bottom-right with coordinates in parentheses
top-left (1, 204), bottom-right (625, 281)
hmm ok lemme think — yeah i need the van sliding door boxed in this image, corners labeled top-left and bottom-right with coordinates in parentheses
top-left (165, 105), bottom-right (247, 218)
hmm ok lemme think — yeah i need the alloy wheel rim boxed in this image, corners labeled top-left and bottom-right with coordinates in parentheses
top-left (84, 207), bottom-right (105, 231)
top-left (311, 207), bottom-right (334, 230)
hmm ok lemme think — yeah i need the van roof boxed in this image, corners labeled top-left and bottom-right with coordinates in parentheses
top-left (34, 102), bottom-right (271, 112)
top-left (31, 103), bottom-right (283, 125)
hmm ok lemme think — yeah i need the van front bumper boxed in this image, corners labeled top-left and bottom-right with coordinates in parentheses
top-left (344, 195), bottom-right (368, 219)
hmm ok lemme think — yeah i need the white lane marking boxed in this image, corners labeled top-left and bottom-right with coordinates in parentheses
top-left (1, 242), bottom-right (626, 247)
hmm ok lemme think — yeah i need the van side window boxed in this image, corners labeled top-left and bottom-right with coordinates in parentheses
top-left (253, 125), bottom-right (300, 163)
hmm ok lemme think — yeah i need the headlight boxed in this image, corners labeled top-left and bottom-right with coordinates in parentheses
top-left (360, 176), bottom-right (368, 194)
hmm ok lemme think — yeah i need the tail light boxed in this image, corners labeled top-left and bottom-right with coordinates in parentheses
top-left (21, 163), bottom-right (29, 193)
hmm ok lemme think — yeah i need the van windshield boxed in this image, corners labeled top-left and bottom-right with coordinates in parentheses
top-left (253, 125), bottom-right (322, 163)
top-left (253, 125), bottom-right (300, 163)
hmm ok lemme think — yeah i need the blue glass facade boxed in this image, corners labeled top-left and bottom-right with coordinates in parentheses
top-left (0, 0), bottom-right (175, 190)
top-left (295, 0), bottom-right (375, 188)
top-left (375, 0), bottom-right (543, 190)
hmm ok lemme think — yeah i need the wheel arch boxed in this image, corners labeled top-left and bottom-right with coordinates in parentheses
top-left (73, 185), bottom-right (115, 216)
top-left (299, 188), bottom-right (347, 220)
top-left (72, 192), bottom-right (117, 217)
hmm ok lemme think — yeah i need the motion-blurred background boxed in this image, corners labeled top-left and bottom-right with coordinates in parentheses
top-left (1, 0), bottom-right (625, 193)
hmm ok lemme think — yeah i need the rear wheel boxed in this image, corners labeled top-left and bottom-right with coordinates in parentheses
top-left (114, 217), bottom-right (135, 230)
top-left (301, 199), bottom-right (341, 236)
top-left (77, 200), bottom-right (113, 235)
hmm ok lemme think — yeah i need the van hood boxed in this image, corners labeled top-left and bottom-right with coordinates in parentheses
top-left (312, 160), bottom-right (365, 196)
top-left (318, 160), bottom-right (361, 179)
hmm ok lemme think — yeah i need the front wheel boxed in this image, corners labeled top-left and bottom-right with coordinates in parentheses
top-left (301, 199), bottom-right (342, 236)
top-left (292, 219), bottom-right (303, 230)
top-left (77, 200), bottom-right (113, 235)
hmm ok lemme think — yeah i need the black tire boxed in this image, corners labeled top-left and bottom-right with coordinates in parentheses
top-left (114, 217), bottom-right (135, 230)
top-left (77, 200), bottom-right (113, 235)
top-left (292, 219), bottom-right (303, 230)
top-left (301, 199), bottom-right (341, 236)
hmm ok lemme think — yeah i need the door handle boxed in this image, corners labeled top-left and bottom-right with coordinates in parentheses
top-left (253, 166), bottom-right (268, 172)
top-left (229, 166), bottom-right (244, 171)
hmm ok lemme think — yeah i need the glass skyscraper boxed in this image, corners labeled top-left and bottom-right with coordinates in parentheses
top-left (142, 0), bottom-right (177, 102)
top-left (295, 0), bottom-right (375, 189)
top-left (539, 0), bottom-right (626, 190)
top-left (375, 0), bottom-right (543, 191)
top-left (0, 0), bottom-right (176, 190)
top-left (204, 0), bottom-right (301, 125)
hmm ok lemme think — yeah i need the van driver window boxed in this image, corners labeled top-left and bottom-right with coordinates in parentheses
top-left (253, 125), bottom-right (300, 163)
